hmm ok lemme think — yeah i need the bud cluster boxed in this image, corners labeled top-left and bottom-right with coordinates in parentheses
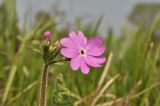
top-left (42, 31), bottom-right (60, 64)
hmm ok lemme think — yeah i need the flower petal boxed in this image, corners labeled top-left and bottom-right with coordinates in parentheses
top-left (85, 36), bottom-right (103, 50)
top-left (69, 31), bottom-right (81, 48)
top-left (80, 59), bottom-right (90, 74)
top-left (87, 45), bottom-right (106, 56)
top-left (94, 56), bottom-right (106, 64)
top-left (85, 55), bottom-right (106, 65)
top-left (84, 55), bottom-right (101, 67)
top-left (60, 38), bottom-right (78, 49)
top-left (61, 48), bottom-right (78, 58)
top-left (70, 55), bottom-right (82, 70)
top-left (77, 31), bottom-right (87, 47)
top-left (69, 31), bottom-right (77, 39)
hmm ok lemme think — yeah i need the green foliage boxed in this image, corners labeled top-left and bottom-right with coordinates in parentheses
top-left (128, 3), bottom-right (160, 27)
top-left (52, 74), bottom-right (73, 106)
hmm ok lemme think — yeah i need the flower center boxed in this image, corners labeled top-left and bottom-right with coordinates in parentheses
top-left (79, 48), bottom-right (86, 56)
top-left (81, 50), bottom-right (84, 55)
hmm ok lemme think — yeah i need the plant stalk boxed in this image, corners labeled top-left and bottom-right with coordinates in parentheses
top-left (39, 64), bottom-right (49, 106)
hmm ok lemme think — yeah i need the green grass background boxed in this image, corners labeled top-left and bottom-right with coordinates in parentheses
top-left (0, 0), bottom-right (160, 106)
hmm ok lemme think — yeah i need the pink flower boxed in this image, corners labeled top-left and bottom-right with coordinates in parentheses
top-left (44, 31), bottom-right (51, 40)
top-left (60, 31), bottom-right (106, 74)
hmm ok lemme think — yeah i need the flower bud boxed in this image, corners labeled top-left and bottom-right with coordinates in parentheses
top-left (43, 31), bottom-right (51, 40)
top-left (49, 40), bottom-right (60, 53)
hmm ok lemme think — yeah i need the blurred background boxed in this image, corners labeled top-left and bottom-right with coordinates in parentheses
top-left (0, 0), bottom-right (160, 106)
top-left (15, 0), bottom-right (160, 34)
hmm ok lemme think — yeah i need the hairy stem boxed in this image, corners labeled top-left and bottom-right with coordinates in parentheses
top-left (39, 64), bottom-right (49, 106)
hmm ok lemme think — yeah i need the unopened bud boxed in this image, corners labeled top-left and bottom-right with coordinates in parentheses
top-left (49, 40), bottom-right (60, 53)
top-left (54, 40), bottom-right (60, 48)
top-left (43, 31), bottom-right (51, 40)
